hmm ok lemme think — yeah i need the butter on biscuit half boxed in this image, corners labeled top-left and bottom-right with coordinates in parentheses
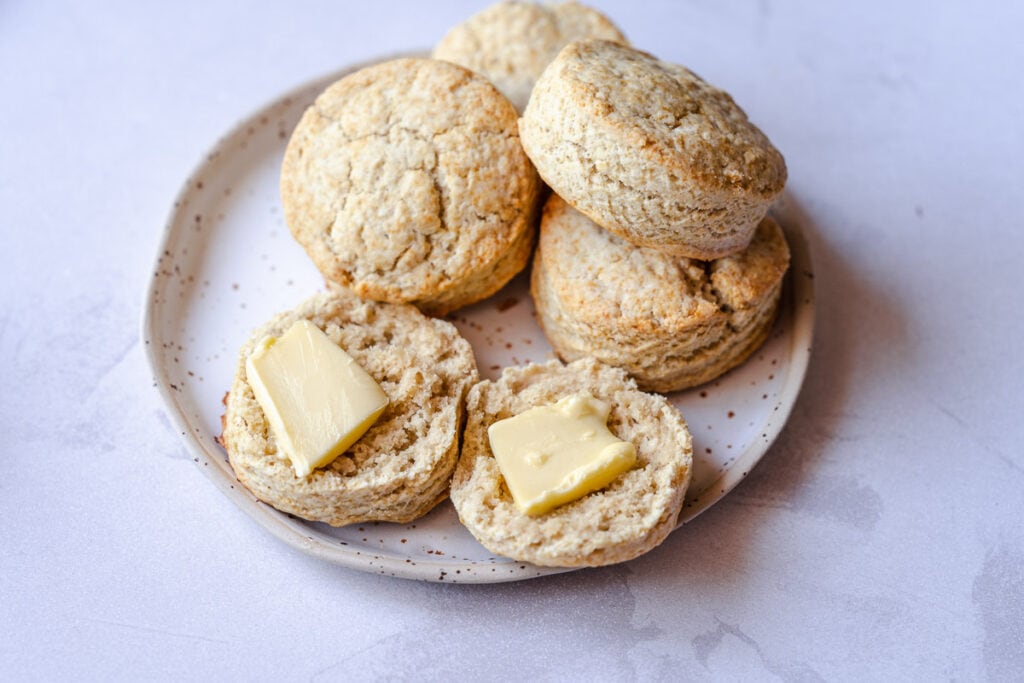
top-left (451, 358), bottom-right (692, 567)
top-left (221, 290), bottom-right (478, 526)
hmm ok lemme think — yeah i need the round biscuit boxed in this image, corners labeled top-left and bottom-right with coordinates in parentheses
top-left (519, 39), bottom-right (787, 259)
top-left (433, 1), bottom-right (628, 112)
top-left (281, 58), bottom-right (540, 317)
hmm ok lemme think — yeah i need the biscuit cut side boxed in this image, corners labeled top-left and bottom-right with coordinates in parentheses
top-left (282, 58), bottom-right (540, 317)
top-left (221, 291), bottom-right (479, 526)
top-left (520, 40), bottom-right (786, 259)
top-left (433, 1), bottom-right (628, 112)
top-left (531, 195), bottom-right (789, 392)
top-left (451, 358), bottom-right (692, 567)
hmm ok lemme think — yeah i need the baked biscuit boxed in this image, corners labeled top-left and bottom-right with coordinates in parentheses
top-left (450, 358), bottom-right (692, 567)
top-left (531, 195), bottom-right (790, 392)
top-left (281, 58), bottom-right (540, 317)
top-left (520, 40), bottom-right (787, 259)
top-left (433, 1), bottom-right (628, 112)
top-left (221, 291), bottom-right (479, 526)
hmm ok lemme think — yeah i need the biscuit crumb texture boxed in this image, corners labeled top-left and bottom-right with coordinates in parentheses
top-left (533, 196), bottom-right (789, 392)
top-left (281, 58), bottom-right (540, 317)
top-left (520, 40), bottom-right (787, 259)
top-left (433, 1), bottom-right (628, 112)
top-left (451, 358), bottom-right (692, 567)
top-left (222, 291), bottom-right (479, 526)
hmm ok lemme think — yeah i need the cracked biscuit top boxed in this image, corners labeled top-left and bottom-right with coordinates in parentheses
top-left (281, 58), bottom-right (540, 316)
top-left (519, 40), bottom-right (786, 259)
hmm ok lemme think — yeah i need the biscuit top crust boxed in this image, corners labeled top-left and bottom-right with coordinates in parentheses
top-left (281, 58), bottom-right (538, 303)
top-left (537, 39), bottom-right (786, 196)
top-left (539, 195), bottom-right (790, 333)
top-left (433, 1), bottom-right (628, 112)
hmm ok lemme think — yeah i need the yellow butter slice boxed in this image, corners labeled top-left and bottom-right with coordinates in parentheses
top-left (245, 320), bottom-right (388, 478)
top-left (487, 393), bottom-right (636, 516)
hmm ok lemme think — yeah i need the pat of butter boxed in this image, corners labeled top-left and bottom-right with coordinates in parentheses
top-left (245, 320), bottom-right (388, 478)
top-left (487, 393), bottom-right (636, 516)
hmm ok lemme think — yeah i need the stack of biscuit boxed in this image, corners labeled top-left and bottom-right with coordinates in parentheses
top-left (221, 1), bottom-right (790, 569)
top-left (518, 37), bottom-right (790, 393)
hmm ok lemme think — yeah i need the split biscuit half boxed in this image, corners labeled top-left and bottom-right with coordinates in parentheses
top-left (450, 358), bottom-right (692, 567)
top-left (221, 291), bottom-right (479, 526)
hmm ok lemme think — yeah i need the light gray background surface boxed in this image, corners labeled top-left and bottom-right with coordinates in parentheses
top-left (3, 1), bottom-right (1022, 679)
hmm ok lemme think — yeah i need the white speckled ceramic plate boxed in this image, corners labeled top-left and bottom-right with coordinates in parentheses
top-left (143, 54), bottom-right (814, 583)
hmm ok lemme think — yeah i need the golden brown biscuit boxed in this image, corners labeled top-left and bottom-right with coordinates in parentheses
top-left (520, 40), bottom-right (787, 259)
top-left (281, 58), bottom-right (540, 317)
top-left (531, 195), bottom-right (790, 392)
top-left (433, 1), bottom-right (628, 112)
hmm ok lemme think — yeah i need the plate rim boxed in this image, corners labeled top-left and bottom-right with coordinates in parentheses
top-left (678, 208), bottom-right (815, 523)
top-left (141, 54), bottom-right (814, 583)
